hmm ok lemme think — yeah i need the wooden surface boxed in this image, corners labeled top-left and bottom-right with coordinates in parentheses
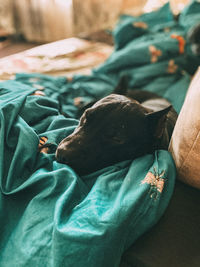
top-left (0, 41), bottom-right (38, 58)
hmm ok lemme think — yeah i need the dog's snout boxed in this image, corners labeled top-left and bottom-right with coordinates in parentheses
top-left (56, 146), bottom-right (67, 163)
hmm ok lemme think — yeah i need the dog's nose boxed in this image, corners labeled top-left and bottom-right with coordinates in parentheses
top-left (55, 147), bottom-right (66, 163)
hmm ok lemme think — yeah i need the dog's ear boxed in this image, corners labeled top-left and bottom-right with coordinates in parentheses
top-left (114, 75), bottom-right (129, 95)
top-left (146, 105), bottom-right (172, 138)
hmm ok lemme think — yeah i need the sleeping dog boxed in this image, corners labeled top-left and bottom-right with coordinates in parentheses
top-left (56, 79), bottom-right (177, 175)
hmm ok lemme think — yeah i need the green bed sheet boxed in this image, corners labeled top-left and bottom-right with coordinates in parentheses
top-left (1, 1), bottom-right (200, 266)
top-left (0, 81), bottom-right (176, 267)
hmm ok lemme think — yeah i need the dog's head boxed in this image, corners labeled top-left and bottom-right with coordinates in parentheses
top-left (56, 94), bottom-right (171, 175)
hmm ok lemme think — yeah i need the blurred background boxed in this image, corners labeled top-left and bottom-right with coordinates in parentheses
top-left (0, 0), bottom-right (192, 57)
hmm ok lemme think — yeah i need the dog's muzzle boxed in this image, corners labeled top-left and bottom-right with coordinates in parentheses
top-left (55, 146), bottom-right (67, 164)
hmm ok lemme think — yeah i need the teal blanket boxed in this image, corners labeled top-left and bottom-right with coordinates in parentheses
top-left (1, 1), bottom-right (200, 266)
top-left (0, 81), bottom-right (175, 267)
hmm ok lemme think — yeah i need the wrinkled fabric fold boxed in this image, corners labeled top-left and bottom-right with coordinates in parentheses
top-left (1, 1), bottom-right (200, 266)
top-left (0, 81), bottom-right (175, 267)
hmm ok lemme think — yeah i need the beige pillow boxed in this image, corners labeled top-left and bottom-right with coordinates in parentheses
top-left (169, 67), bottom-right (200, 189)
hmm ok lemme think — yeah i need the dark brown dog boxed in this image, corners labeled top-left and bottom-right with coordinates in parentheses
top-left (56, 81), bottom-right (177, 175)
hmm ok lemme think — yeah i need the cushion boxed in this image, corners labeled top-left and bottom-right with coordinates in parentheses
top-left (169, 67), bottom-right (200, 189)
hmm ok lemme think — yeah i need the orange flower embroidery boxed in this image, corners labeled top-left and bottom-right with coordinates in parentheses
top-left (33, 83), bottom-right (45, 90)
top-left (39, 136), bottom-right (48, 147)
top-left (149, 45), bottom-right (162, 63)
top-left (171, 34), bottom-right (185, 54)
top-left (141, 168), bottom-right (166, 194)
top-left (133, 21), bottom-right (148, 29)
top-left (31, 90), bottom-right (45, 96)
top-left (40, 147), bottom-right (49, 154)
top-left (164, 27), bottom-right (170, 33)
top-left (67, 76), bottom-right (73, 82)
top-left (29, 78), bottom-right (40, 83)
top-left (74, 97), bottom-right (84, 107)
top-left (38, 136), bottom-right (49, 153)
top-left (167, 59), bottom-right (178, 73)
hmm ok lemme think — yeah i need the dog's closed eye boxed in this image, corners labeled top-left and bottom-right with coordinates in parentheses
top-left (111, 136), bottom-right (125, 144)
top-left (104, 128), bottom-right (126, 145)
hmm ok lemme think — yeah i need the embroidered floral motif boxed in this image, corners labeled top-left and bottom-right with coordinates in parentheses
top-left (149, 45), bottom-right (162, 63)
top-left (141, 167), bottom-right (166, 195)
top-left (39, 147), bottom-right (49, 154)
top-left (38, 136), bottom-right (49, 153)
top-left (67, 76), bottom-right (73, 82)
top-left (39, 136), bottom-right (48, 146)
top-left (171, 34), bottom-right (185, 54)
top-left (167, 59), bottom-right (178, 73)
top-left (33, 83), bottom-right (45, 90)
top-left (31, 90), bottom-right (45, 96)
top-left (74, 97), bottom-right (84, 107)
top-left (29, 78), bottom-right (40, 83)
top-left (164, 27), bottom-right (171, 33)
top-left (133, 21), bottom-right (148, 29)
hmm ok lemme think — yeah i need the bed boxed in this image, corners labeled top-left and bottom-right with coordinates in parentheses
top-left (0, 2), bottom-right (200, 266)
